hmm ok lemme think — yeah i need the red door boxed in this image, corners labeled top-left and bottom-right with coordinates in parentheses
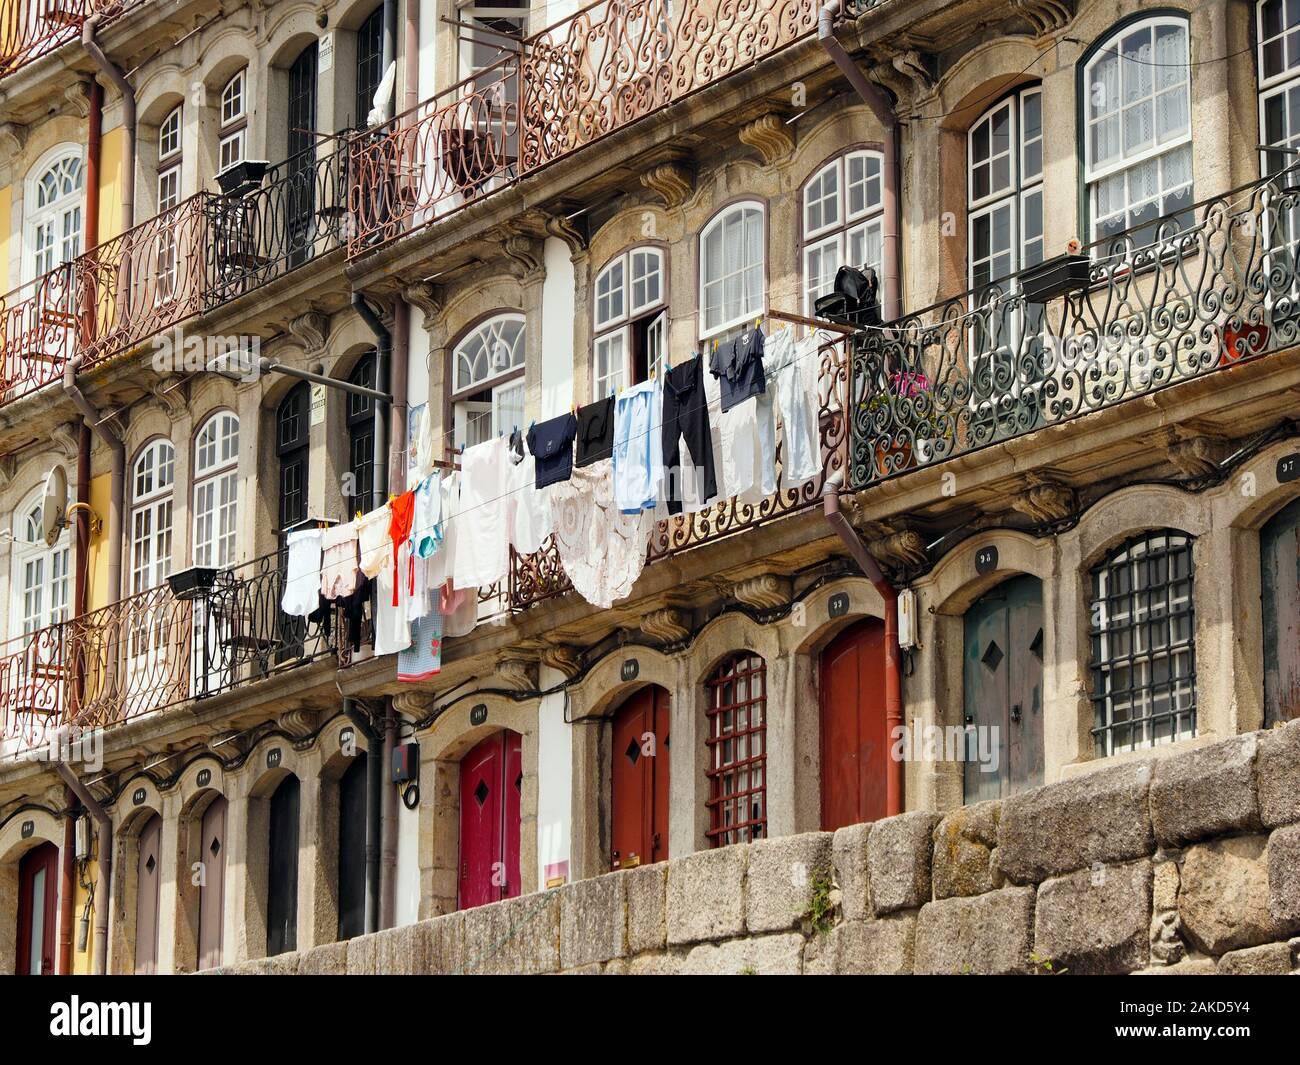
top-left (610, 686), bottom-right (670, 869)
top-left (16, 841), bottom-right (58, 975)
top-left (819, 618), bottom-right (888, 830)
top-left (458, 730), bottom-right (522, 910)
top-left (135, 814), bottom-right (163, 974)
top-left (198, 796), bottom-right (227, 970)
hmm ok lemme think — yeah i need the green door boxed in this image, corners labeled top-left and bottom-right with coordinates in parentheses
top-left (1262, 496), bottom-right (1300, 726)
top-left (963, 574), bottom-right (1044, 802)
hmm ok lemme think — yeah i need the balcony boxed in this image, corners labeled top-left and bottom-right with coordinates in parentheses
top-left (0, 550), bottom-right (339, 758)
top-left (0, 0), bottom-right (133, 82)
top-left (845, 174), bottom-right (1300, 491)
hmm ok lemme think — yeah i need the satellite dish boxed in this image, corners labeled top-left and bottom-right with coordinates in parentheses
top-left (41, 465), bottom-right (68, 548)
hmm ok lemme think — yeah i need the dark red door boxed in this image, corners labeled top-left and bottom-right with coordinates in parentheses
top-left (198, 796), bottom-right (227, 970)
top-left (610, 686), bottom-right (670, 869)
top-left (135, 814), bottom-right (162, 974)
top-left (819, 618), bottom-right (888, 830)
top-left (458, 730), bottom-right (522, 910)
top-left (16, 841), bottom-right (58, 975)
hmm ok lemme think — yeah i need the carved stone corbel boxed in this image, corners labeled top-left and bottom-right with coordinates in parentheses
top-left (639, 160), bottom-right (694, 210)
top-left (403, 281), bottom-right (445, 326)
top-left (543, 212), bottom-right (589, 255)
top-left (496, 655), bottom-right (539, 692)
top-left (738, 113), bottom-right (794, 167)
top-left (1010, 474), bottom-right (1076, 525)
top-left (1158, 428), bottom-right (1228, 480)
top-left (49, 423), bottom-right (80, 462)
top-left (280, 708), bottom-right (320, 740)
top-left (152, 379), bottom-right (189, 419)
top-left (392, 691), bottom-right (439, 717)
top-left (640, 607), bottom-right (690, 644)
top-left (498, 233), bottom-right (544, 281)
top-left (732, 574), bottom-right (792, 611)
top-left (0, 121), bottom-right (27, 157)
top-left (858, 519), bottom-right (928, 571)
top-left (540, 642), bottom-right (582, 679)
top-left (287, 309), bottom-right (330, 355)
top-left (1011, 0), bottom-right (1075, 37)
top-left (63, 83), bottom-right (91, 120)
top-left (0, 453), bottom-right (18, 491)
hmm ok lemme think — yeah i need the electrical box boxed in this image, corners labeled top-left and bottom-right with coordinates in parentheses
top-left (897, 588), bottom-right (919, 649)
top-left (392, 741), bottom-right (420, 785)
top-left (74, 816), bottom-right (91, 860)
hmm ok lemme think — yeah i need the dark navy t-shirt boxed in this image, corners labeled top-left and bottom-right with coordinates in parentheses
top-left (575, 396), bottom-right (615, 467)
top-left (526, 412), bottom-right (578, 488)
top-left (710, 327), bottom-right (767, 412)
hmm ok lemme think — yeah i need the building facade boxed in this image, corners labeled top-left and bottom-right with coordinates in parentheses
top-left (0, 0), bottom-right (1298, 975)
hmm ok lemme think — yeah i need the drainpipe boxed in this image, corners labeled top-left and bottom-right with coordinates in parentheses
top-left (351, 293), bottom-right (392, 508)
top-left (824, 492), bottom-right (904, 816)
top-left (383, 0), bottom-right (398, 101)
top-left (59, 788), bottom-right (76, 974)
top-left (63, 356), bottom-right (124, 607)
top-left (381, 701), bottom-right (397, 929)
top-left (82, 16), bottom-right (134, 232)
top-left (55, 765), bottom-right (111, 975)
top-left (818, 1), bottom-right (900, 321)
top-left (402, 0), bottom-right (418, 113)
top-left (344, 699), bottom-right (381, 935)
top-left (389, 299), bottom-right (409, 494)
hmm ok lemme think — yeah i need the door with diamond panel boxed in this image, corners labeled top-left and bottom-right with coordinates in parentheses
top-left (610, 686), bottom-right (670, 870)
top-left (135, 814), bottom-right (163, 974)
top-left (962, 574), bottom-right (1044, 802)
top-left (458, 730), bottom-right (523, 910)
top-left (198, 795), bottom-right (227, 970)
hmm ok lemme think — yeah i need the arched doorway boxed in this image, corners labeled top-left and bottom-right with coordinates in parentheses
top-left (610, 686), bottom-right (670, 869)
top-left (963, 574), bottom-right (1044, 801)
top-left (266, 775), bottom-right (300, 956)
top-left (337, 753), bottom-right (369, 940)
top-left (135, 814), bottom-right (163, 974)
top-left (197, 795), bottom-right (227, 970)
top-left (819, 618), bottom-right (888, 830)
top-left (1262, 496), bottom-right (1300, 725)
top-left (15, 841), bottom-right (58, 975)
top-left (458, 731), bottom-right (522, 910)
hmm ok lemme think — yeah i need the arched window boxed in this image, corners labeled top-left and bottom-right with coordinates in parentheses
top-left (1082, 16), bottom-right (1193, 242)
top-left (451, 313), bottom-right (525, 448)
top-left (1259, 0), bottom-right (1300, 177)
top-left (1090, 530), bottom-right (1196, 756)
top-left (158, 105), bottom-right (182, 211)
top-left (27, 150), bottom-right (83, 281)
top-left (700, 202), bottom-right (765, 338)
top-left (277, 383), bottom-right (311, 531)
top-left (130, 440), bottom-right (175, 594)
top-left (593, 246), bottom-right (667, 398)
top-left (193, 412), bottom-right (239, 568)
top-left (705, 652), bottom-right (767, 847)
top-left (346, 352), bottom-right (376, 508)
top-left (802, 151), bottom-right (884, 314)
top-left (10, 491), bottom-right (70, 638)
top-left (355, 6), bottom-right (385, 128)
top-left (219, 70), bottom-right (247, 173)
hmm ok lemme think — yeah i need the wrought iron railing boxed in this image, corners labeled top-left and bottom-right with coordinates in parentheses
top-left (847, 174), bottom-right (1300, 489)
top-left (0, 550), bottom-right (338, 757)
top-left (0, 264), bottom-right (75, 402)
top-left (510, 336), bottom-right (851, 610)
top-left (0, 0), bottom-right (135, 82)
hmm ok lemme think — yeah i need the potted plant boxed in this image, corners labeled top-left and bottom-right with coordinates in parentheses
top-left (166, 566), bottom-right (219, 601)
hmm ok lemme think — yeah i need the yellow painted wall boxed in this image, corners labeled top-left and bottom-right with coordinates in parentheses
top-left (85, 472), bottom-right (111, 612)
top-left (97, 126), bottom-right (124, 246)
top-left (71, 855), bottom-right (98, 975)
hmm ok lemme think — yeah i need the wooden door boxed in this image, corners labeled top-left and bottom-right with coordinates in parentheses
top-left (15, 841), bottom-right (58, 975)
top-left (819, 619), bottom-right (888, 830)
top-left (337, 754), bottom-right (369, 940)
top-left (458, 730), bottom-right (522, 910)
top-left (1262, 496), bottom-right (1300, 725)
top-left (266, 775), bottom-right (300, 957)
top-left (197, 795), bottom-right (227, 971)
top-left (963, 574), bottom-right (1044, 802)
top-left (610, 686), bottom-right (671, 868)
top-left (134, 814), bottom-right (163, 974)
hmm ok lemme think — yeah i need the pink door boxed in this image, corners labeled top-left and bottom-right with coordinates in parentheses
top-left (135, 814), bottom-right (163, 974)
top-left (197, 796), bottom-right (227, 970)
top-left (15, 841), bottom-right (58, 975)
top-left (458, 730), bottom-right (522, 910)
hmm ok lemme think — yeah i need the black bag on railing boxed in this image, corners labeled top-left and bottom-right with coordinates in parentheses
top-left (815, 265), bottom-right (881, 327)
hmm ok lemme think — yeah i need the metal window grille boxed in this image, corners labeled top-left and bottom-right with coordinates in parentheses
top-left (705, 652), bottom-right (767, 846)
top-left (1090, 531), bottom-right (1196, 756)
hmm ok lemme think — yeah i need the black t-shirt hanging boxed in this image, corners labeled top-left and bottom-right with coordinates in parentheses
top-left (575, 395), bottom-right (615, 467)
top-left (526, 412), bottom-right (578, 488)
top-left (710, 327), bottom-right (766, 412)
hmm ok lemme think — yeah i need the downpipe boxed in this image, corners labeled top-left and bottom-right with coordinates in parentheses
top-left (381, 701), bottom-right (397, 929)
top-left (63, 356), bottom-right (124, 608)
top-left (81, 16), bottom-right (134, 232)
top-left (55, 765), bottom-right (112, 975)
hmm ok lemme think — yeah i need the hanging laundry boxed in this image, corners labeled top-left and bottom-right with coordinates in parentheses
top-left (338, 573), bottom-right (372, 653)
top-left (358, 502), bottom-right (391, 579)
top-left (769, 329), bottom-right (825, 487)
top-left (427, 471), bottom-right (460, 591)
top-left (374, 539), bottom-right (414, 656)
top-left (440, 580), bottom-right (478, 638)
top-left (711, 325), bottom-right (767, 412)
top-left (526, 411), bottom-right (578, 489)
top-left (453, 436), bottom-right (509, 591)
top-left (506, 443), bottom-right (553, 555)
top-left (410, 403), bottom-right (437, 482)
top-left (575, 395), bottom-right (615, 467)
top-left (612, 378), bottom-right (663, 514)
top-left (321, 520), bottom-right (360, 599)
top-left (660, 354), bottom-right (718, 515)
top-left (386, 490), bottom-right (416, 606)
top-left (411, 473), bottom-right (442, 559)
top-left (398, 609), bottom-right (443, 681)
top-left (551, 459), bottom-right (654, 609)
top-left (719, 382), bottom-right (777, 504)
top-left (281, 527), bottom-right (323, 618)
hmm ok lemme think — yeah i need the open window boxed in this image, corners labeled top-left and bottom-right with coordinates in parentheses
top-left (592, 246), bottom-right (666, 397)
top-left (451, 313), bottom-right (525, 448)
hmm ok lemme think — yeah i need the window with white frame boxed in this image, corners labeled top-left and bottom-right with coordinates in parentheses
top-left (219, 71), bottom-right (247, 174)
top-left (1260, 0), bottom-right (1300, 177)
top-left (700, 201), bottom-right (765, 338)
top-left (593, 246), bottom-right (667, 398)
top-left (1083, 16), bottom-right (1193, 242)
top-left (451, 314), bottom-right (525, 448)
top-left (969, 86), bottom-right (1043, 294)
top-left (27, 151), bottom-right (83, 281)
top-left (158, 105), bottom-right (182, 210)
top-left (10, 495), bottom-right (69, 639)
top-left (193, 412), bottom-right (239, 569)
top-left (130, 440), bottom-right (175, 595)
top-left (801, 151), bottom-right (884, 314)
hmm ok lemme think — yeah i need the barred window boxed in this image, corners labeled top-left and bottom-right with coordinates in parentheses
top-left (705, 652), bottom-right (767, 846)
top-left (1090, 530), bottom-right (1196, 755)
